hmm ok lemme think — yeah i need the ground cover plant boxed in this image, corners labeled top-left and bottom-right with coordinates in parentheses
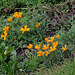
top-left (0, 0), bottom-right (75, 75)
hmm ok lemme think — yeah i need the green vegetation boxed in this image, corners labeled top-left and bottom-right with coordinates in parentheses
top-left (0, 0), bottom-right (75, 75)
top-left (32, 59), bottom-right (75, 75)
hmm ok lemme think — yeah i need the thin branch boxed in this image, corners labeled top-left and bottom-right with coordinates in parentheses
top-left (41, 0), bottom-right (74, 12)
top-left (15, 8), bottom-right (29, 9)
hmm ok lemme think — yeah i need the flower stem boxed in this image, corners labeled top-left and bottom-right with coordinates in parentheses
top-left (37, 28), bottom-right (43, 41)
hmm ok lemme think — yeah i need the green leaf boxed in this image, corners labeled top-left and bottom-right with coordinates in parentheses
top-left (0, 54), bottom-right (7, 73)
top-left (0, 45), bottom-right (5, 53)
top-left (6, 47), bottom-right (14, 54)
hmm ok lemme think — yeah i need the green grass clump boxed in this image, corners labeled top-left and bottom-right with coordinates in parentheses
top-left (34, 59), bottom-right (75, 75)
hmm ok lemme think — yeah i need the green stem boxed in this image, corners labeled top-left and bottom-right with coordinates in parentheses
top-left (37, 28), bottom-right (43, 41)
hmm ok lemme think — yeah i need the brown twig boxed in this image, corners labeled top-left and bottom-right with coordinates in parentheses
top-left (15, 8), bottom-right (30, 9)
top-left (41, 0), bottom-right (74, 13)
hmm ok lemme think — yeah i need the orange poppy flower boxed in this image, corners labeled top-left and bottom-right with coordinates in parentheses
top-left (27, 44), bottom-right (33, 49)
top-left (56, 35), bottom-right (60, 38)
top-left (42, 44), bottom-right (49, 50)
top-left (45, 38), bottom-right (48, 42)
top-left (62, 45), bottom-right (67, 52)
top-left (18, 12), bottom-right (22, 18)
top-left (35, 44), bottom-right (41, 50)
top-left (49, 36), bottom-right (55, 43)
top-left (37, 51), bottom-right (45, 56)
top-left (13, 12), bottom-right (22, 18)
top-left (20, 25), bottom-right (30, 33)
top-left (45, 36), bottom-right (55, 43)
top-left (19, 12), bottom-right (22, 15)
top-left (35, 23), bottom-right (40, 28)
top-left (1, 31), bottom-right (8, 40)
top-left (49, 46), bottom-right (56, 52)
top-left (7, 17), bottom-right (12, 22)
top-left (3, 26), bottom-right (9, 32)
top-left (53, 41), bottom-right (58, 47)
top-left (13, 12), bottom-right (18, 17)
top-left (45, 51), bottom-right (49, 56)
top-left (17, 15), bottom-right (21, 18)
